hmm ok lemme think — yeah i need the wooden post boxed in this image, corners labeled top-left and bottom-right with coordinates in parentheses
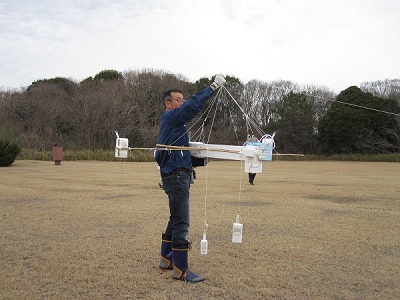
top-left (52, 145), bottom-right (63, 165)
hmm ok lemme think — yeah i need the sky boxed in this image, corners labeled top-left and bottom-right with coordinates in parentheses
top-left (1, 0), bottom-right (399, 93)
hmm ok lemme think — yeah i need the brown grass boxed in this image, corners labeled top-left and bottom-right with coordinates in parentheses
top-left (1, 160), bottom-right (399, 299)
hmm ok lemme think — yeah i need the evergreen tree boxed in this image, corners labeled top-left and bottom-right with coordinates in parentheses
top-left (319, 86), bottom-right (399, 154)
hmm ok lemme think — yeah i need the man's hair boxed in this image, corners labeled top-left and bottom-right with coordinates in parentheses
top-left (162, 89), bottom-right (183, 108)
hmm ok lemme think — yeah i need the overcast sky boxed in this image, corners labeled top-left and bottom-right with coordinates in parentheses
top-left (1, 0), bottom-right (399, 93)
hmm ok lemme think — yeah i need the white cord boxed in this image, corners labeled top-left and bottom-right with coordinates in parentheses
top-left (237, 157), bottom-right (243, 218)
top-left (203, 148), bottom-right (210, 235)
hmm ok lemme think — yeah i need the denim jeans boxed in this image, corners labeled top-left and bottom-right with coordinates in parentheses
top-left (162, 169), bottom-right (191, 244)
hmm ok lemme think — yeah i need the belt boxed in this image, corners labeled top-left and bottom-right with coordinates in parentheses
top-left (161, 168), bottom-right (190, 178)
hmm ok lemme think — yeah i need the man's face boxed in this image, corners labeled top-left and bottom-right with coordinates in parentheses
top-left (165, 92), bottom-right (185, 111)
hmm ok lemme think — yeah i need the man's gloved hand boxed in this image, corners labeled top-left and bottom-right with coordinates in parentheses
top-left (211, 74), bottom-right (226, 90)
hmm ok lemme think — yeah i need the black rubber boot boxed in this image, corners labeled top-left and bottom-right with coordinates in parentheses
top-left (160, 234), bottom-right (173, 272)
top-left (172, 242), bottom-right (205, 283)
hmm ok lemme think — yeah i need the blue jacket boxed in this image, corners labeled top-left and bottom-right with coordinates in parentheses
top-left (155, 86), bottom-right (215, 175)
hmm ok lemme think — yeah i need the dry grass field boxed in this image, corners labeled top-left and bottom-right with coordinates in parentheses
top-left (1, 160), bottom-right (399, 299)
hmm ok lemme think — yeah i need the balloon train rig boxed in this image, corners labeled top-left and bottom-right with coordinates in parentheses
top-left (115, 131), bottom-right (275, 173)
top-left (114, 130), bottom-right (276, 254)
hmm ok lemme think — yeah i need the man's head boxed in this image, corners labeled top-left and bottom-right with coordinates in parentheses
top-left (162, 89), bottom-right (185, 111)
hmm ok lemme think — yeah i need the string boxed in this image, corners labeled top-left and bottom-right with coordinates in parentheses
top-left (327, 98), bottom-right (400, 116)
top-left (221, 86), bottom-right (268, 138)
top-left (189, 92), bottom-right (220, 142)
top-left (262, 84), bottom-right (400, 117)
top-left (206, 95), bottom-right (221, 144)
top-left (237, 157), bottom-right (243, 222)
top-left (202, 149), bottom-right (210, 238)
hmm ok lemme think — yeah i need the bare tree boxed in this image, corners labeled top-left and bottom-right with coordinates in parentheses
top-left (123, 69), bottom-right (195, 147)
top-left (361, 79), bottom-right (400, 103)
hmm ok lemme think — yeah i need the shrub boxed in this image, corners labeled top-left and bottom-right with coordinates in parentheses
top-left (0, 139), bottom-right (22, 167)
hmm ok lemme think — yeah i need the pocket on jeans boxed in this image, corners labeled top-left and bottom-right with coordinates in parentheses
top-left (162, 176), bottom-right (174, 193)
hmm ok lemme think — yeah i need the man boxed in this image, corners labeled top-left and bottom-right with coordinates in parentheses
top-left (155, 74), bottom-right (226, 283)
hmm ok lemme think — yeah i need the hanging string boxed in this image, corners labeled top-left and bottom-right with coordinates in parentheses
top-left (190, 91), bottom-right (221, 142)
top-left (206, 95), bottom-right (221, 144)
top-left (236, 156), bottom-right (244, 221)
top-left (202, 149), bottom-right (210, 238)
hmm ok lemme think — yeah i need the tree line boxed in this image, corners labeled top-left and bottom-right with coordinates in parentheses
top-left (0, 69), bottom-right (399, 155)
